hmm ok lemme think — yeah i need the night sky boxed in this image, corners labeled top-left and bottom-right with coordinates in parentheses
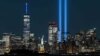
top-left (0, 0), bottom-right (100, 40)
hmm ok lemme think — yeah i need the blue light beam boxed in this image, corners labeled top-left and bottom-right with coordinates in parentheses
top-left (58, 0), bottom-right (62, 42)
top-left (64, 0), bottom-right (67, 40)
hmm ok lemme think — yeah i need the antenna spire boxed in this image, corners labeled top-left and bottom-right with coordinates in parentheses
top-left (25, 0), bottom-right (28, 14)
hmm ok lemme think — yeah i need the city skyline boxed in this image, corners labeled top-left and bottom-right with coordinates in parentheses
top-left (0, 0), bottom-right (57, 40)
top-left (0, 0), bottom-right (99, 55)
top-left (0, 0), bottom-right (100, 40)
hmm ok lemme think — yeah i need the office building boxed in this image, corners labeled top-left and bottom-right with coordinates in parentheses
top-left (48, 22), bottom-right (58, 46)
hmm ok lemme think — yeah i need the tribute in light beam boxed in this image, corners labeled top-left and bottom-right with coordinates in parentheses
top-left (64, 0), bottom-right (67, 40)
top-left (58, 0), bottom-right (62, 42)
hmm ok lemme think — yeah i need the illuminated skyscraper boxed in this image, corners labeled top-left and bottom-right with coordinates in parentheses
top-left (23, 1), bottom-right (30, 46)
top-left (2, 33), bottom-right (11, 53)
top-left (48, 22), bottom-right (58, 54)
top-left (48, 22), bottom-right (58, 46)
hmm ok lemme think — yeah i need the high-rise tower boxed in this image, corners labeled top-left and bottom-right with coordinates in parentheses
top-left (48, 22), bottom-right (58, 46)
top-left (48, 22), bottom-right (58, 54)
top-left (23, 1), bottom-right (30, 46)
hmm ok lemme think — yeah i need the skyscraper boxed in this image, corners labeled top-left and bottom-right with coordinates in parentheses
top-left (48, 22), bottom-right (58, 54)
top-left (23, 1), bottom-right (30, 47)
top-left (2, 33), bottom-right (11, 53)
top-left (48, 22), bottom-right (58, 46)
